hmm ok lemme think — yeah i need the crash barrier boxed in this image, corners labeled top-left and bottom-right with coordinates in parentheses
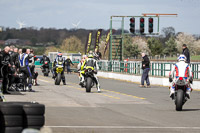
top-left (98, 60), bottom-right (200, 79)
top-left (0, 102), bottom-right (45, 133)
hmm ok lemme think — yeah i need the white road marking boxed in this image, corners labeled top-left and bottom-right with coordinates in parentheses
top-left (44, 126), bottom-right (200, 129)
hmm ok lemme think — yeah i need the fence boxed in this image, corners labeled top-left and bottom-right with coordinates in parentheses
top-left (98, 60), bottom-right (200, 79)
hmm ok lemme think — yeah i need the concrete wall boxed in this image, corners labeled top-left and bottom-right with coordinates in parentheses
top-left (97, 71), bottom-right (200, 90)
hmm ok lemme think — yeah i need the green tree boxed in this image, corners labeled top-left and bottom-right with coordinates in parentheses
top-left (147, 37), bottom-right (163, 56)
top-left (123, 36), bottom-right (140, 58)
top-left (61, 36), bottom-right (84, 53)
top-left (163, 37), bottom-right (177, 56)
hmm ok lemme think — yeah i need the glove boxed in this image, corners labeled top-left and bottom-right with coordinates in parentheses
top-left (189, 77), bottom-right (193, 84)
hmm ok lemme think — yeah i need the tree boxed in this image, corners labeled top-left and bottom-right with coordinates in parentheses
top-left (147, 37), bottom-right (163, 56)
top-left (123, 36), bottom-right (140, 58)
top-left (175, 32), bottom-right (196, 55)
top-left (163, 37), bottom-right (178, 56)
top-left (132, 36), bottom-right (150, 54)
top-left (61, 36), bottom-right (84, 53)
top-left (162, 27), bottom-right (175, 38)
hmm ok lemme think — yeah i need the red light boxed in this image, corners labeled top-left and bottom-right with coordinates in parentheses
top-left (140, 18), bottom-right (144, 22)
top-left (149, 18), bottom-right (153, 23)
top-left (179, 77), bottom-right (183, 80)
top-left (130, 18), bottom-right (135, 23)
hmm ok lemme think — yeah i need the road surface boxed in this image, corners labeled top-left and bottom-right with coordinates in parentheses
top-left (5, 71), bottom-right (200, 133)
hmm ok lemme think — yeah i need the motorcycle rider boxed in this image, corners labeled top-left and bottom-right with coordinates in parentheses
top-left (52, 53), bottom-right (66, 85)
top-left (80, 51), bottom-right (100, 92)
top-left (40, 54), bottom-right (50, 71)
top-left (19, 48), bottom-right (33, 91)
top-left (169, 54), bottom-right (193, 99)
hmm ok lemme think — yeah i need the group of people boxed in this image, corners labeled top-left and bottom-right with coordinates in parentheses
top-left (140, 44), bottom-right (193, 98)
top-left (0, 46), bottom-right (38, 96)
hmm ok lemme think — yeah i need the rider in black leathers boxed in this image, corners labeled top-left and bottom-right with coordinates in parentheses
top-left (40, 54), bottom-right (50, 71)
top-left (52, 53), bottom-right (66, 85)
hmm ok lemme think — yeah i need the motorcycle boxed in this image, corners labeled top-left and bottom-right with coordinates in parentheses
top-left (173, 77), bottom-right (190, 111)
top-left (54, 62), bottom-right (64, 85)
top-left (41, 61), bottom-right (50, 76)
top-left (82, 67), bottom-right (96, 93)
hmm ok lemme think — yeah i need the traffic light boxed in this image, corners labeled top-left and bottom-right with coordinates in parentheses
top-left (148, 18), bottom-right (153, 33)
top-left (140, 17), bottom-right (145, 34)
top-left (129, 17), bottom-right (135, 34)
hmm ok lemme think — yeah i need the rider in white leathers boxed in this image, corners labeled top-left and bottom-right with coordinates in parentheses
top-left (169, 54), bottom-right (193, 99)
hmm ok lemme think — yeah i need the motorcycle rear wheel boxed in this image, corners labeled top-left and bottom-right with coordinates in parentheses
top-left (176, 89), bottom-right (184, 111)
top-left (86, 77), bottom-right (92, 93)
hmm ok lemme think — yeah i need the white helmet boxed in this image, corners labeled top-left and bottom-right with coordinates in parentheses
top-left (178, 54), bottom-right (187, 62)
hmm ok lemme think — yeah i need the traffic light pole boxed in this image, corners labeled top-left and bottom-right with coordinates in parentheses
top-left (109, 16), bottom-right (113, 60)
top-left (109, 15), bottom-right (159, 61)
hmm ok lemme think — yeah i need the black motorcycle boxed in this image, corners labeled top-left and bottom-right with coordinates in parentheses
top-left (41, 61), bottom-right (50, 76)
top-left (173, 77), bottom-right (191, 111)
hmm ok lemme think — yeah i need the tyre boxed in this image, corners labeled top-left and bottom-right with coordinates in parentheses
top-left (0, 115), bottom-right (23, 127)
top-left (86, 77), bottom-right (92, 93)
top-left (176, 89), bottom-right (184, 111)
top-left (55, 73), bottom-right (61, 85)
top-left (25, 126), bottom-right (42, 130)
top-left (0, 104), bottom-right (23, 115)
top-left (24, 115), bottom-right (45, 127)
top-left (45, 68), bottom-right (49, 76)
top-left (23, 104), bottom-right (45, 115)
top-left (1, 127), bottom-right (23, 133)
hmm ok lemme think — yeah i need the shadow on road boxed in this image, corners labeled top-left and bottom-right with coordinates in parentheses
top-left (182, 109), bottom-right (200, 112)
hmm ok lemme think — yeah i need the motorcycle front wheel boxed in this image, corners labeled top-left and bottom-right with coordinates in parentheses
top-left (55, 73), bottom-right (61, 85)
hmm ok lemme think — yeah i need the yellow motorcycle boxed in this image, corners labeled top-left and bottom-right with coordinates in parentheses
top-left (55, 62), bottom-right (64, 85)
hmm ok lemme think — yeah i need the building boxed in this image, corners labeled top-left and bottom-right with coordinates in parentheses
top-left (4, 39), bottom-right (31, 46)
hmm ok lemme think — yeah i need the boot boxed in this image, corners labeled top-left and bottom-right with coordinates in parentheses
top-left (97, 84), bottom-right (101, 93)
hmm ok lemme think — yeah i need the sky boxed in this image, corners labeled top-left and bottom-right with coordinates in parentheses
top-left (0, 0), bottom-right (200, 34)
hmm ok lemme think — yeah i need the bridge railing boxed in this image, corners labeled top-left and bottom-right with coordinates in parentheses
top-left (98, 60), bottom-right (200, 79)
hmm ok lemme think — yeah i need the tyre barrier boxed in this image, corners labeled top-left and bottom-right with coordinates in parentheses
top-left (0, 102), bottom-right (45, 133)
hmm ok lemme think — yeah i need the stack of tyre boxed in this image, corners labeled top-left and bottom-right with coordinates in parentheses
top-left (0, 102), bottom-right (45, 133)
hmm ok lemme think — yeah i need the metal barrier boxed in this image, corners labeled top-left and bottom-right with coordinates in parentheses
top-left (98, 60), bottom-right (200, 79)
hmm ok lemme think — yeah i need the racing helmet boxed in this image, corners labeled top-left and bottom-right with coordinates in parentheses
top-left (178, 54), bottom-right (187, 62)
top-left (57, 52), bottom-right (62, 57)
top-left (88, 53), bottom-right (93, 58)
top-left (88, 51), bottom-right (94, 58)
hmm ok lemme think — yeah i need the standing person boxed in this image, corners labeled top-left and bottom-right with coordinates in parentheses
top-left (29, 49), bottom-right (39, 85)
top-left (140, 53), bottom-right (150, 88)
top-left (18, 49), bottom-right (22, 55)
top-left (8, 47), bottom-right (19, 91)
top-left (93, 48), bottom-right (102, 60)
top-left (1, 46), bottom-right (11, 94)
top-left (19, 48), bottom-right (34, 91)
top-left (182, 44), bottom-right (190, 64)
top-left (65, 58), bottom-right (74, 74)
top-left (0, 50), bottom-right (6, 101)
